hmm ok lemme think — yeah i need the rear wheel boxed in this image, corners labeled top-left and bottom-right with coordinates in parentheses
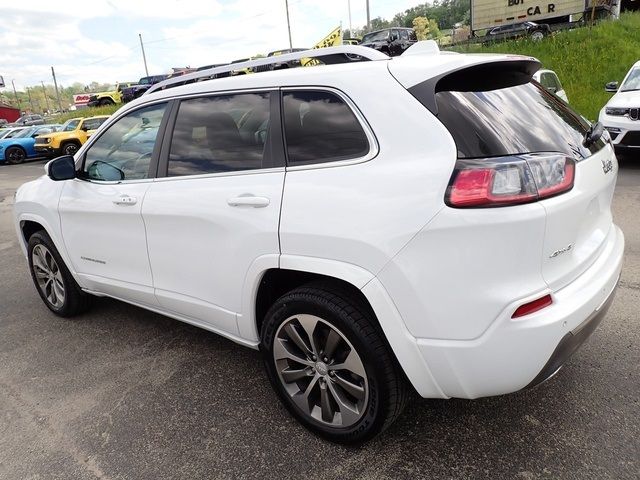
top-left (28, 231), bottom-right (91, 317)
top-left (261, 283), bottom-right (408, 444)
top-left (6, 146), bottom-right (26, 164)
top-left (530, 30), bottom-right (545, 41)
top-left (98, 98), bottom-right (114, 106)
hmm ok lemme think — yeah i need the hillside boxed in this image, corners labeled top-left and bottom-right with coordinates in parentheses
top-left (450, 12), bottom-right (640, 120)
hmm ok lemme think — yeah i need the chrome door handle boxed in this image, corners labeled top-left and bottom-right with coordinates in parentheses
top-left (227, 196), bottom-right (270, 208)
top-left (113, 195), bottom-right (137, 206)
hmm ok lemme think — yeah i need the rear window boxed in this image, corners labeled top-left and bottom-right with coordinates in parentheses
top-left (433, 82), bottom-right (604, 159)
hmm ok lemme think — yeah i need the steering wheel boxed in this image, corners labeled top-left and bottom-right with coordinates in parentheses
top-left (121, 151), bottom-right (152, 178)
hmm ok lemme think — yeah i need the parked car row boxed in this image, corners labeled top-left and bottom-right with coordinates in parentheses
top-left (0, 124), bottom-right (61, 164)
top-left (77, 28), bottom-right (420, 109)
top-left (0, 114), bottom-right (111, 164)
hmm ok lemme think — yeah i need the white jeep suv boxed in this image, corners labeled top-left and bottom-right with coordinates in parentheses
top-left (13, 45), bottom-right (624, 444)
top-left (599, 60), bottom-right (640, 157)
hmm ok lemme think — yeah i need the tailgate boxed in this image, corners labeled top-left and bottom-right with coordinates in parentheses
top-left (540, 145), bottom-right (618, 291)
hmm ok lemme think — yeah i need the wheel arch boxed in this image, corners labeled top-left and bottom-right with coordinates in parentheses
top-left (60, 138), bottom-right (81, 147)
top-left (15, 213), bottom-right (79, 284)
top-left (20, 219), bottom-right (45, 245)
top-left (5, 143), bottom-right (26, 155)
top-left (244, 255), bottom-right (446, 398)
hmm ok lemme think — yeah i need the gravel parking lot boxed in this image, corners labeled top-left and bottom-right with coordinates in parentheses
top-left (0, 159), bottom-right (638, 480)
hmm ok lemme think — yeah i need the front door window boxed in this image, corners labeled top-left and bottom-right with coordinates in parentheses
top-left (83, 102), bottom-right (167, 181)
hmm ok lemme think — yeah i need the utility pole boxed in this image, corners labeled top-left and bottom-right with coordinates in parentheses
top-left (11, 79), bottom-right (21, 111)
top-left (51, 66), bottom-right (63, 113)
top-left (26, 86), bottom-right (35, 112)
top-left (41, 81), bottom-right (51, 113)
top-left (348, 0), bottom-right (352, 35)
top-left (366, 0), bottom-right (371, 30)
top-left (139, 33), bottom-right (150, 77)
top-left (285, 0), bottom-right (293, 50)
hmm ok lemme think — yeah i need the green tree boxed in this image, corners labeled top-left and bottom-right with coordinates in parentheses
top-left (413, 16), bottom-right (430, 40)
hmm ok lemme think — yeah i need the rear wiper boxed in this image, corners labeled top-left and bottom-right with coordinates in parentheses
top-left (583, 121), bottom-right (604, 148)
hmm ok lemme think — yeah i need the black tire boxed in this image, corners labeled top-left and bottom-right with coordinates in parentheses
top-left (260, 282), bottom-right (408, 444)
top-left (98, 98), bottom-right (114, 106)
top-left (6, 146), bottom-right (27, 164)
top-left (27, 230), bottom-right (91, 317)
top-left (61, 142), bottom-right (80, 156)
top-left (530, 29), bottom-right (545, 41)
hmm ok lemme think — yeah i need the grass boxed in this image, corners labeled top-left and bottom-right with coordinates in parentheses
top-left (50, 104), bottom-right (121, 124)
top-left (449, 12), bottom-right (640, 120)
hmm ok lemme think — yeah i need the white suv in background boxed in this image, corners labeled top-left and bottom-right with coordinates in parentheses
top-left (13, 44), bottom-right (624, 444)
top-left (533, 68), bottom-right (568, 103)
top-left (599, 60), bottom-right (640, 157)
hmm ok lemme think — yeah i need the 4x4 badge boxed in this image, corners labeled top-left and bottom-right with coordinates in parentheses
top-left (602, 158), bottom-right (613, 174)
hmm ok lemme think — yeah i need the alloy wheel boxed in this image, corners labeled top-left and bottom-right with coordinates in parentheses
top-left (273, 314), bottom-right (369, 427)
top-left (7, 148), bottom-right (26, 164)
top-left (32, 244), bottom-right (66, 308)
top-left (63, 144), bottom-right (78, 155)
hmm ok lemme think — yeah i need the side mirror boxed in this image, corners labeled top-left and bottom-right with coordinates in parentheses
top-left (605, 81), bottom-right (618, 93)
top-left (80, 126), bottom-right (88, 132)
top-left (546, 86), bottom-right (557, 93)
top-left (47, 155), bottom-right (76, 181)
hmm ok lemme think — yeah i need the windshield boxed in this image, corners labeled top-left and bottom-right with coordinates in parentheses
top-left (138, 77), bottom-right (151, 85)
top-left (362, 30), bottom-right (389, 43)
top-left (621, 67), bottom-right (640, 92)
top-left (61, 119), bottom-right (81, 132)
top-left (12, 127), bottom-right (36, 138)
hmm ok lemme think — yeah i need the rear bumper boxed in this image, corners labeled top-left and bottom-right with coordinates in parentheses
top-left (410, 224), bottom-right (624, 399)
top-left (525, 283), bottom-right (616, 389)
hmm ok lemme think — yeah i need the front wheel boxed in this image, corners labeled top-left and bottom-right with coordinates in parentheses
top-left (260, 283), bottom-right (408, 444)
top-left (5, 146), bottom-right (26, 164)
top-left (28, 231), bottom-right (91, 317)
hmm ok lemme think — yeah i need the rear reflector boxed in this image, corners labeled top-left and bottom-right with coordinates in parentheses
top-left (446, 153), bottom-right (575, 208)
top-left (512, 294), bottom-right (553, 318)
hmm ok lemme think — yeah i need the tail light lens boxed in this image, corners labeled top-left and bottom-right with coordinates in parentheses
top-left (512, 294), bottom-right (553, 318)
top-left (446, 153), bottom-right (575, 208)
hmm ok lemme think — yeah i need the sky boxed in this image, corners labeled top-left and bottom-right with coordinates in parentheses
top-left (0, 0), bottom-right (418, 91)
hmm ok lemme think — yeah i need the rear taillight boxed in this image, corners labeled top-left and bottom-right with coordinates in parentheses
top-left (446, 153), bottom-right (575, 208)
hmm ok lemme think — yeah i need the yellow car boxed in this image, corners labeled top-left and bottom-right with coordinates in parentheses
top-left (35, 115), bottom-right (110, 157)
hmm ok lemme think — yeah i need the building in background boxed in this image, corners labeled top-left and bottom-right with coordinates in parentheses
top-left (0, 103), bottom-right (20, 123)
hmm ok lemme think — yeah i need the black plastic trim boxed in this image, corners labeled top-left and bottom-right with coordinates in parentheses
top-left (155, 99), bottom-right (180, 178)
top-left (525, 280), bottom-right (618, 390)
top-left (407, 59), bottom-right (541, 115)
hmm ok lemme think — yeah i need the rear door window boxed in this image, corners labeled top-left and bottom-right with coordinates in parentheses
top-left (282, 90), bottom-right (369, 166)
top-left (167, 92), bottom-right (273, 176)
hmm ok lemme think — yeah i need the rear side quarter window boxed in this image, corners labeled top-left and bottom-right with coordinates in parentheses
top-left (282, 90), bottom-right (369, 167)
